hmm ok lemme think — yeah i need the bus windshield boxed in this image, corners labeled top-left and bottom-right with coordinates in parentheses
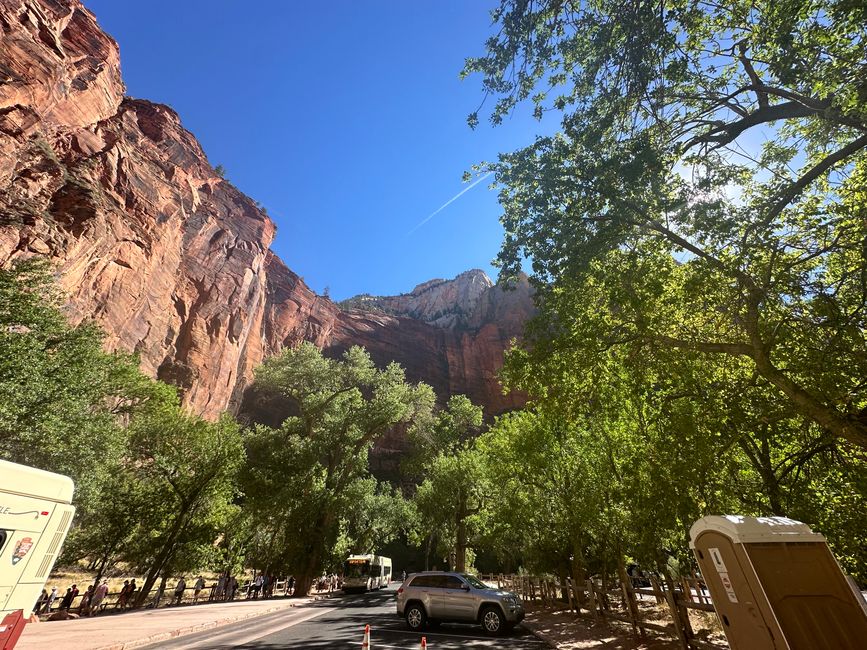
top-left (343, 559), bottom-right (371, 578)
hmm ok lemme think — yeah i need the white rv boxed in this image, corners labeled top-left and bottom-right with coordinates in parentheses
top-left (0, 459), bottom-right (75, 616)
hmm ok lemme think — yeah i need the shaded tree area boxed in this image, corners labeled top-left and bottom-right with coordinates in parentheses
top-left (0, 259), bottom-right (492, 600)
top-left (1, 259), bottom-right (245, 603)
top-left (465, 0), bottom-right (867, 449)
top-left (241, 343), bottom-right (435, 596)
top-left (455, 0), bottom-right (867, 582)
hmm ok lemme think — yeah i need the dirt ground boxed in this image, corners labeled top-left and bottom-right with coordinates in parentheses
top-left (522, 602), bottom-right (728, 650)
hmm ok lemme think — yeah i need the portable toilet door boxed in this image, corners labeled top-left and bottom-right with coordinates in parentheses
top-left (691, 515), bottom-right (867, 650)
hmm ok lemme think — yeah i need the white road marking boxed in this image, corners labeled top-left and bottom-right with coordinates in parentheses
top-left (179, 606), bottom-right (335, 648)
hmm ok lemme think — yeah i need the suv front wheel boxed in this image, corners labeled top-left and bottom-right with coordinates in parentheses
top-left (405, 603), bottom-right (427, 631)
top-left (480, 605), bottom-right (505, 635)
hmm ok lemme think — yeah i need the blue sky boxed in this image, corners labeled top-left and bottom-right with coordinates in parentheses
top-left (83, 0), bottom-right (549, 300)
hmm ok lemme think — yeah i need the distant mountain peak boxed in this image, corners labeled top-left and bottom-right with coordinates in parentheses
top-left (339, 269), bottom-right (497, 328)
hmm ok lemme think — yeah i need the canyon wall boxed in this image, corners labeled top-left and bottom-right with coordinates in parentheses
top-left (0, 0), bottom-right (533, 425)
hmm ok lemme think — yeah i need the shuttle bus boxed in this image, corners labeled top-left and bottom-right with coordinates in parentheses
top-left (1, 460), bottom-right (76, 616)
top-left (342, 554), bottom-right (391, 592)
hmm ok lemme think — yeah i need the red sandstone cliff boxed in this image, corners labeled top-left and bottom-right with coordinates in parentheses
top-left (0, 0), bottom-right (533, 421)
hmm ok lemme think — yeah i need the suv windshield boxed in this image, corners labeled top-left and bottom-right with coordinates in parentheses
top-left (461, 574), bottom-right (488, 589)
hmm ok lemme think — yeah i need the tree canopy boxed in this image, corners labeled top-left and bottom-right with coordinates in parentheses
top-left (464, 0), bottom-right (867, 450)
top-left (242, 343), bottom-right (435, 594)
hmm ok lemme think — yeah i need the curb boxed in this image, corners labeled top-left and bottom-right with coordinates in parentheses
top-left (91, 596), bottom-right (326, 650)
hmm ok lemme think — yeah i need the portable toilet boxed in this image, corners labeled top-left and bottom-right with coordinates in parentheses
top-left (690, 515), bottom-right (867, 650)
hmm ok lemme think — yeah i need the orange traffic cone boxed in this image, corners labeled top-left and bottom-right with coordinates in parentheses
top-left (362, 624), bottom-right (371, 649)
top-left (420, 636), bottom-right (427, 649)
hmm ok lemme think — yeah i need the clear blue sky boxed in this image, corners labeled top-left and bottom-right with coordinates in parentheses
top-left (83, 0), bottom-right (548, 300)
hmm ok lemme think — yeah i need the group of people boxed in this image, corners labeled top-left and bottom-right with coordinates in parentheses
top-left (32, 572), bottom-right (303, 618)
top-left (33, 579), bottom-right (112, 617)
top-left (211, 573), bottom-right (241, 601)
top-left (316, 573), bottom-right (341, 592)
top-left (245, 573), bottom-right (297, 599)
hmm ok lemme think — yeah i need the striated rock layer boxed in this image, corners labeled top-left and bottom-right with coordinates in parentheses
top-left (0, 0), bottom-right (533, 427)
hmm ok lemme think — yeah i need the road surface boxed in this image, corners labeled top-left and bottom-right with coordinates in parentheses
top-left (147, 586), bottom-right (548, 649)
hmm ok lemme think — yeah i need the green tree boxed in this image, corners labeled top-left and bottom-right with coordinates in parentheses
top-left (243, 343), bottom-right (434, 595)
top-left (124, 406), bottom-right (244, 606)
top-left (409, 395), bottom-right (485, 572)
top-left (465, 0), bottom-right (867, 450)
top-left (496, 291), bottom-right (867, 579)
top-left (0, 259), bottom-right (172, 509)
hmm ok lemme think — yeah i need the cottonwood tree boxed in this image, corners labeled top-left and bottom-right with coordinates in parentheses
top-left (243, 343), bottom-right (434, 596)
top-left (409, 395), bottom-right (485, 572)
top-left (0, 259), bottom-right (173, 510)
top-left (465, 0), bottom-right (867, 450)
top-left (496, 289), bottom-right (867, 579)
top-left (125, 408), bottom-right (244, 606)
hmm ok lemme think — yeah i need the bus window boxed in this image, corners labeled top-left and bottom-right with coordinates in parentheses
top-left (343, 559), bottom-right (370, 578)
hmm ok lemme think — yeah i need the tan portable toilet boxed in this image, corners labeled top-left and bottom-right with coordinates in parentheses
top-left (690, 515), bottom-right (867, 650)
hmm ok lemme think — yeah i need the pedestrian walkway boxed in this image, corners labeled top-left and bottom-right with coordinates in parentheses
top-left (15, 596), bottom-right (322, 650)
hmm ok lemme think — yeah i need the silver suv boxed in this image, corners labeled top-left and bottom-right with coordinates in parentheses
top-left (396, 571), bottom-right (524, 635)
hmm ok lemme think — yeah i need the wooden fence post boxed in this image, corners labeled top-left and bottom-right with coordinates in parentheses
top-left (618, 562), bottom-right (644, 639)
top-left (649, 575), bottom-right (665, 604)
top-left (659, 570), bottom-right (694, 650)
top-left (586, 579), bottom-right (600, 622)
top-left (691, 570), bottom-right (707, 605)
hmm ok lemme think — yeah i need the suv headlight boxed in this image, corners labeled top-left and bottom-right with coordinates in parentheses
top-left (505, 595), bottom-right (519, 606)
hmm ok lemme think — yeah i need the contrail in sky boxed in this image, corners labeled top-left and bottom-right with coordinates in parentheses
top-left (407, 172), bottom-right (492, 235)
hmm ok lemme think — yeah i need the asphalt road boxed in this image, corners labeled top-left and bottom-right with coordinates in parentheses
top-left (147, 586), bottom-right (548, 649)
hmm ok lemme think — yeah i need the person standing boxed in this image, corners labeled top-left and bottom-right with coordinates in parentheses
top-left (193, 576), bottom-right (205, 603)
top-left (228, 575), bottom-right (238, 601)
top-left (47, 586), bottom-right (58, 612)
top-left (33, 589), bottom-right (48, 614)
top-left (59, 586), bottom-right (74, 610)
top-left (127, 579), bottom-right (138, 609)
top-left (116, 580), bottom-right (130, 609)
top-left (79, 585), bottom-right (94, 615)
top-left (287, 575), bottom-right (295, 596)
top-left (214, 574), bottom-right (226, 601)
top-left (90, 580), bottom-right (109, 615)
top-left (173, 576), bottom-right (186, 605)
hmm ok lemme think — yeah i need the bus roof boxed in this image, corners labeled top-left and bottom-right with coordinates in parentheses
top-left (0, 459), bottom-right (74, 503)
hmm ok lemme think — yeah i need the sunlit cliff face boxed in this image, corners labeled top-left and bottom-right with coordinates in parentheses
top-left (0, 0), bottom-right (533, 425)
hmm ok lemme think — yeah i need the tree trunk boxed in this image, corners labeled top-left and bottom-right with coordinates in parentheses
top-left (152, 574), bottom-right (169, 608)
top-left (455, 518), bottom-right (468, 572)
top-left (571, 543), bottom-right (587, 608)
top-left (134, 510), bottom-right (190, 607)
top-left (292, 511), bottom-right (332, 598)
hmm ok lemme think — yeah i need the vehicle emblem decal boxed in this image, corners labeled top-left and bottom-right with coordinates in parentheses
top-left (12, 537), bottom-right (33, 565)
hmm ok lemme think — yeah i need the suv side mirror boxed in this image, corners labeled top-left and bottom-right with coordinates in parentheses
top-left (461, 584), bottom-right (470, 591)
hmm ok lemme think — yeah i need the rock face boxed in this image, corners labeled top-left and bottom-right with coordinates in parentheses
top-left (0, 0), bottom-right (534, 424)
top-left (340, 269), bottom-right (494, 329)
